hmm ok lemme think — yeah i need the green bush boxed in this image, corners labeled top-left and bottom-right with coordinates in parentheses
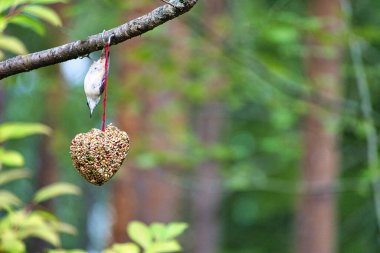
top-left (0, 122), bottom-right (188, 253)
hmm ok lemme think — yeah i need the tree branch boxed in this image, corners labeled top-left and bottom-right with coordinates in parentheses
top-left (0, 0), bottom-right (198, 80)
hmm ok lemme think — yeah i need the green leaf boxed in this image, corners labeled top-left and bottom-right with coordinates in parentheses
top-left (162, 223), bottom-right (188, 240)
top-left (22, 5), bottom-right (62, 26)
top-left (55, 222), bottom-right (77, 235)
top-left (30, 210), bottom-right (58, 221)
top-left (0, 169), bottom-right (30, 186)
top-left (21, 227), bottom-right (60, 246)
top-left (0, 190), bottom-right (22, 210)
top-left (146, 241), bottom-right (181, 253)
top-left (0, 17), bottom-right (8, 32)
top-left (104, 243), bottom-right (140, 253)
top-left (0, 122), bottom-right (51, 142)
top-left (0, 210), bottom-right (27, 228)
top-left (150, 223), bottom-right (166, 241)
top-left (33, 230), bottom-right (60, 246)
top-left (0, 35), bottom-right (27, 55)
top-left (0, 230), bottom-right (26, 253)
top-left (0, 0), bottom-right (15, 14)
top-left (17, 213), bottom-right (61, 246)
top-left (0, 148), bottom-right (24, 167)
top-left (33, 182), bottom-right (81, 204)
top-left (128, 221), bottom-right (152, 249)
top-left (8, 15), bottom-right (46, 36)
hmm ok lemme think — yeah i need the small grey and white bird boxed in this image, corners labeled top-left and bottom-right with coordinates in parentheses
top-left (84, 50), bottom-right (108, 117)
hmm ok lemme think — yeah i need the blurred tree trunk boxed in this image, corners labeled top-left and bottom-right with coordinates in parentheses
top-left (31, 3), bottom-right (71, 246)
top-left (192, 1), bottom-right (225, 253)
top-left (295, 0), bottom-right (343, 253)
top-left (192, 103), bottom-right (223, 253)
top-left (37, 135), bottom-right (58, 204)
top-left (30, 41), bottom-right (65, 253)
top-left (110, 4), bottom-right (185, 243)
top-left (36, 82), bottom-right (63, 202)
top-left (30, 104), bottom-right (59, 253)
top-left (35, 2), bottom-right (67, 202)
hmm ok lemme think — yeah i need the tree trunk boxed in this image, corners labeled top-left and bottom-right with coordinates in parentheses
top-left (110, 4), bottom-right (185, 243)
top-left (29, 71), bottom-right (63, 253)
top-left (191, 1), bottom-right (226, 253)
top-left (110, 64), bottom-right (182, 243)
top-left (295, 0), bottom-right (342, 253)
top-left (192, 103), bottom-right (223, 253)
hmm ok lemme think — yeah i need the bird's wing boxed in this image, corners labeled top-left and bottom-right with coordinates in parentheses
top-left (99, 56), bottom-right (110, 95)
top-left (99, 75), bottom-right (105, 95)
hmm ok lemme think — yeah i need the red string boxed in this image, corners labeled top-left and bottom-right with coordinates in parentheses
top-left (101, 41), bottom-right (110, 132)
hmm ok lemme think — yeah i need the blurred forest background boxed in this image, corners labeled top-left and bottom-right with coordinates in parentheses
top-left (2, 0), bottom-right (380, 252)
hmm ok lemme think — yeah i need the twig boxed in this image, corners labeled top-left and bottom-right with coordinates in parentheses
top-left (350, 40), bottom-right (380, 235)
top-left (0, 0), bottom-right (198, 80)
top-left (342, 0), bottom-right (380, 234)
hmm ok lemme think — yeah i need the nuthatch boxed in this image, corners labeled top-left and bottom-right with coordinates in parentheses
top-left (84, 49), bottom-right (108, 117)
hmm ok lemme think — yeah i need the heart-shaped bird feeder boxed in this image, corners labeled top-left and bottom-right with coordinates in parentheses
top-left (70, 124), bottom-right (130, 185)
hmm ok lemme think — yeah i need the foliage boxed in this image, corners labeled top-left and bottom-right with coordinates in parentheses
top-left (0, 122), bottom-right (51, 142)
top-left (0, 177), bottom-right (81, 253)
top-left (0, 122), bottom-right (187, 253)
top-left (105, 221), bottom-right (187, 253)
top-left (0, 122), bottom-right (51, 168)
top-left (0, 122), bottom-right (81, 253)
top-left (48, 221), bottom-right (188, 253)
top-left (0, 0), bottom-right (67, 59)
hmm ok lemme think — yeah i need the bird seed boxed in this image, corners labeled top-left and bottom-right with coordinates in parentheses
top-left (70, 124), bottom-right (130, 185)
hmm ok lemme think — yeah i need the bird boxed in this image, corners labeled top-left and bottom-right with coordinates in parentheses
top-left (84, 50), bottom-right (108, 117)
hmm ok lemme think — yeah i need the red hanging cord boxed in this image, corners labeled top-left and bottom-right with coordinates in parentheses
top-left (101, 39), bottom-right (111, 132)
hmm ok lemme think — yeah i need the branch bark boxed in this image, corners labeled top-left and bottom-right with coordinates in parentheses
top-left (0, 0), bottom-right (198, 80)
